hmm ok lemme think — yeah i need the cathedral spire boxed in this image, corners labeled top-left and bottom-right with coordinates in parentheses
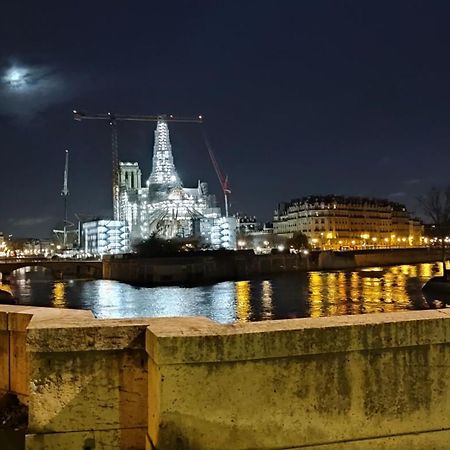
top-left (147, 120), bottom-right (182, 189)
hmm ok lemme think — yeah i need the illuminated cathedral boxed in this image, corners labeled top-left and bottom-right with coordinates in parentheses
top-left (118, 119), bottom-right (236, 248)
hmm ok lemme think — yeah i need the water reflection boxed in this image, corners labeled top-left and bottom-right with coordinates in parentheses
top-left (1, 263), bottom-right (444, 324)
top-left (235, 281), bottom-right (251, 322)
top-left (52, 281), bottom-right (66, 308)
top-left (261, 280), bottom-right (273, 320)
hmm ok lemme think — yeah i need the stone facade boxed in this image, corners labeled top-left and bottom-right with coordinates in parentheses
top-left (118, 120), bottom-right (236, 248)
top-left (274, 195), bottom-right (424, 249)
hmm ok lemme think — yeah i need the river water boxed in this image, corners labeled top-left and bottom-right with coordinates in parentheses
top-left (0, 262), bottom-right (446, 324)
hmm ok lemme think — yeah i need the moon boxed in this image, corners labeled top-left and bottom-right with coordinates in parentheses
top-left (0, 62), bottom-right (74, 118)
top-left (2, 66), bottom-right (30, 89)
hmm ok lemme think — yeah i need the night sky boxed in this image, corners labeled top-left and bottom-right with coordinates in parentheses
top-left (2, 1), bottom-right (450, 238)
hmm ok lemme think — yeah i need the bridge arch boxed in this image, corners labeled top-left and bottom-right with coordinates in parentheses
top-left (0, 260), bottom-right (103, 282)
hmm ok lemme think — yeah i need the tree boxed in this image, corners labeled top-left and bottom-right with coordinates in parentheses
top-left (132, 234), bottom-right (204, 257)
top-left (418, 186), bottom-right (450, 226)
top-left (287, 232), bottom-right (310, 251)
top-left (418, 185), bottom-right (450, 275)
top-left (132, 234), bottom-right (181, 257)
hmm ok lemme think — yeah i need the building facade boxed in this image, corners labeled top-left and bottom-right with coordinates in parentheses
top-left (273, 195), bottom-right (423, 249)
top-left (119, 119), bottom-right (235, 249)
top-left (82, 220), bottom-right (130, 256)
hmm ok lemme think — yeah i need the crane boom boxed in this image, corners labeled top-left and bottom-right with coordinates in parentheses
top-left (74, 111), bottom-right (203, 123)
top-left (202, 131), bottom-right (231, 217)
top-left (61, 149), bottom-right (69, 197)
top-left (61, 149), bottom-right (69, 247)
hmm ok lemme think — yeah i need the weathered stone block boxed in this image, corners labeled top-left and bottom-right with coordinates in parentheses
top-left (146, 312), bottom-right (450, 450)
top-left (26, 427), bottom-right (146, 450)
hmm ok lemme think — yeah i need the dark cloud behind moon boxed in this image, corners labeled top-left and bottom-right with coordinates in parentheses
top-left (0, 62), bottom-right (77, 119)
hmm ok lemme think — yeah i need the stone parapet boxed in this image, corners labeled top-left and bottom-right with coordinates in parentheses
top-left (146, 310), bottom-right (450, 450)
top-left (3, 305), bottom-right (450, 449)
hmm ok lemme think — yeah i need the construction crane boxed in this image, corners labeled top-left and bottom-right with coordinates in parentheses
top-left (202, 132), bottom-right (231, 217)
top-left (53, 150), bottom-right (72, 249)
top-left (73, 110), bottom-right (203, 220)
top-left (61, 149), bottom-right (69, 246)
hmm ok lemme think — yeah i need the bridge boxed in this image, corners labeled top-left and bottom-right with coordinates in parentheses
top-left (0, 259), bottom-right (103, 281)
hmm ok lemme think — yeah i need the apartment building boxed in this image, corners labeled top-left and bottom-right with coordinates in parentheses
top-left (273, 195), bottom-right (423, 249)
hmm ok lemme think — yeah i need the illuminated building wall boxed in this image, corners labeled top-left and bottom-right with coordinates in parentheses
top-left (210, 217), bottom-right (237, 249)
top-left (273, 195), bottom-right (423, 250)
top-left (82, 220), bottom-right (130, 256)
top-left (118, 120), bottom-right (236, 248)
top-left (0, 232), bottom-right (6, 256)
top-left (119, 162), bottom-right (142, 191)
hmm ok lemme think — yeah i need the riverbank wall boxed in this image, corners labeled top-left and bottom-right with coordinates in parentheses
top-left (315, 247), bottom-right (443, 270)
top-left (103, 248), bottom-right (442, 285)
top-left (3, 305), bottom-right (450, 449)
top-left (102, 251), bottom-right (309, 285)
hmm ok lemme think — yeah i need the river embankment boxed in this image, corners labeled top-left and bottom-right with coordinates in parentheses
top-left (103, 247), bottom-right (443, 285)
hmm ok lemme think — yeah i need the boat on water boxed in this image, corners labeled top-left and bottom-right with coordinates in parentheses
top-left (423, 276), bottom-right (450, 294)
top-left (423, 260), bottom-right (450, 295)
top-left (0, 289), bottom-right (15, 304)
top-left (359, 267), bottom-right (385, 277)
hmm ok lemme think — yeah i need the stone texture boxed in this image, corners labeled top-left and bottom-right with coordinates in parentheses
top-left (9, 313), bottom-right (32, 398)
top-left (147, 311), bottom-right (450, 450)
top-left (288, 428), bottom-right (450, 449)
top-left (0, 329), bottom-right (9, 393)
top-left (5, 305), bottom-right (450, 449)
top-left (0, 306), bottom-right (150, 449)
top-left (26, 427), bottom-right (146, 450)
top-left (146, 310), bottom-right (450, 364)
top-left (28, 349), bottom-right (147, 433)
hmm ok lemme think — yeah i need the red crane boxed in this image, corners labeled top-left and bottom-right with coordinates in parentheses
top-left (202, 132), bottom-right (231, 217)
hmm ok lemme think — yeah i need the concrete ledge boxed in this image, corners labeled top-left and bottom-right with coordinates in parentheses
top-left (290, 428), bottom-right (450, 449)
top-left (0, 306), bottom-right (151, 448)
top-left (0, 306), bottom-right (95, 400)
top-left (26, 427), bottom-right (146, 450)
top-left (146, 310), bottom-right (450, 365)
top-left (146, 309), bottom-right (450, 449)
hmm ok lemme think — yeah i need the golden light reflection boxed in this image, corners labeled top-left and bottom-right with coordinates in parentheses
top-left (306, 263), bottom-right (435, 317)
top-left (308, 272), bottom-right (323, 318)
top-left (261, 280), bottom-right (273, 320)
top-left (350, 272), bottom-right (360, 305)
top-left (235, 281), bottom-right (251, 322)
top-left (52, 281), bottom-right (67, 308)
top-left (326, 272), bottom-right (338, 316)
top-left (419, 263), bottom-right (433, 279)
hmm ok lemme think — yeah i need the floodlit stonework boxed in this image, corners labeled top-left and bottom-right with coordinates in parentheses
top-left (119, 120), bottom-right (236, 248)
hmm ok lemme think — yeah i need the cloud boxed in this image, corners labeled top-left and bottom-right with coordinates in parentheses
top-left (0, 61), bottom-right (77, 118)
top-left (403, 178), bottom-right (423, 185)
top-left (8, 216), bottom-right (54, 227)
top-left (388, 192), bottom-right (406, 198)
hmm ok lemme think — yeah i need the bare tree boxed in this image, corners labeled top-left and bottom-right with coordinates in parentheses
top-left (418, 185), bottom-right (450, 276)
top-left (418, 186), bottom-right (450, 226)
